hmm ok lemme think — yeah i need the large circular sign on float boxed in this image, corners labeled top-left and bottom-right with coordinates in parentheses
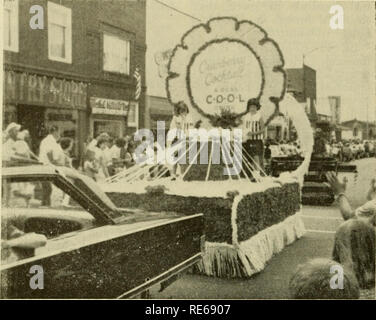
top-left (188, 40), bottom-right (263, 116)
top-left (166, 17), bottom-right (286, 128)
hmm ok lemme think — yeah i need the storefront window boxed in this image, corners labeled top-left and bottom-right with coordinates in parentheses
top-left (93, 120), bottom-right (123, 139)
top-left (2, 105), bottom-right (17, 128)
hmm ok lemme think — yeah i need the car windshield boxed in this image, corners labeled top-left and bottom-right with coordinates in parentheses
top-left (56, 167), bottom-right (122, 221)
top-left (2, 166), bottom-right (123, 222)
top-left (1, 177), bottom-right (96, 251)
top-left (66, 170), bottom-right (119, 212)
top-left (2, 179), bottom-right (83, 211)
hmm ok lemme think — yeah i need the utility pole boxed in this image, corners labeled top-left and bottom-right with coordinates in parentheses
top-left (302, 46), bottom-right (336, 127)
top-left (366, 102), bottom-right (369, 140)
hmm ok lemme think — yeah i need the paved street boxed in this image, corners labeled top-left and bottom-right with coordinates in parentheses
top-left (152, 158), bottom-right (376, 299)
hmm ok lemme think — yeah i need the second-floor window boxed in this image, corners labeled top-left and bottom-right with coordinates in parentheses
top-left (103, 33), bottom-right (130, 75)
top-left (48, 2), bottom-right (72, 63)
top-left (3, 0), bottom-right (19, 52)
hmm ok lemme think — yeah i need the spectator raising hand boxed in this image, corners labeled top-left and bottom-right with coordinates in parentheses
top-left (325, 171), bottom-right (376, 290)
top-left (325, 172), bottom-right (347, 196)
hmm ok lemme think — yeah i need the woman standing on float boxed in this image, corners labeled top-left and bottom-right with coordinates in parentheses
top-left (241, 98), bottom-right (265, 178)
top-left (168, 102), bottom-right (193, 179)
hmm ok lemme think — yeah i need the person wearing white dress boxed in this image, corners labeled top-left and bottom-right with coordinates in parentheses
top-left (241, 99), bottom-right (265, 177)
top-left (168, 102), bottom-right (193, 178)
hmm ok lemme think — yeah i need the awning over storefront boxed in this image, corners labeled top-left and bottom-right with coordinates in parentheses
top-left (148, 95), bottom-right (173, 118)
top-left (147, 95), bottom-right (173, 130)
top-left (150, 107), bottom-right (173, 117)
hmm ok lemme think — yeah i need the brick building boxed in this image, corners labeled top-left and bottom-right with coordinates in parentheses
top-left (3, 0), bottom-right (146, 159)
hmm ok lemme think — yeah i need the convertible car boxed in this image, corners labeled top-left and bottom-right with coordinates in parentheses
top-left (1, 165), bottom-right (204, 299)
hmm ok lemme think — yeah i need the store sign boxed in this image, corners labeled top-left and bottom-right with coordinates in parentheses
top-left (90, 97), bottom-right (130, 116)
top-left (3, 71), bottom-right (87, 109)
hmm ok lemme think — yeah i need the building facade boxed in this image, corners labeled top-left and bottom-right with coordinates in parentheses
top-left (328, 96), bottom-right (341, 141)
top-left (328, 96), bottom-right (341, 125)
top-left (316, 97), bottom-right (333, 123)
top-left (286, 65), bottom-right (318, 125)
top-left (340, 119), bottom-right (376, 141)
top-left (145, 0), bottom-right (197, 132)
top-left (3, 0), bottom-right (146, 159)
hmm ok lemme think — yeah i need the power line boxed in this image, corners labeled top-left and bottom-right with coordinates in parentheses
top-left (152, 0), bottom-right (202, 22)
top-left (151, 1), bottom-right (270, 39)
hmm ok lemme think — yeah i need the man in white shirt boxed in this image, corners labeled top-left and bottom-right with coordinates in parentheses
top-left (39, 126), bottom-right (61, 165)
top-left (39, 126), bottom-right (60, 206)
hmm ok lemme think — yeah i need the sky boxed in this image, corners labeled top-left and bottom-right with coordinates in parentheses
top-left (146, 0), bottom-right (375, 122)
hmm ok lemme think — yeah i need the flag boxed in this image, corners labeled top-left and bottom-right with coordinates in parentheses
top-left (133, 66), bottom-right (141, 101)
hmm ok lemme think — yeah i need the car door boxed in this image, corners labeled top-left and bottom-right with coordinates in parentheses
top-left (0, 171), bottom-right (113, 298)
top-left (2, 213), bottom-right (204, 298)
top-left (1, 169), bottom-right (204, 299)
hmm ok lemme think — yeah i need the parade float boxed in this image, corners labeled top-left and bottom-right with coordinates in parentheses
top-left (100, 17), bottom-right (314, 278)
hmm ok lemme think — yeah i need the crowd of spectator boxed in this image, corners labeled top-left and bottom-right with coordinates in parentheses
top-left (1, 122), bottom-right (141, 183)
top-left (334, 139), bottom-right (376, 162)
top-left (263, 138), bottom-right (376, 161)
top-left (83, 133), bottom-right (137, 182)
